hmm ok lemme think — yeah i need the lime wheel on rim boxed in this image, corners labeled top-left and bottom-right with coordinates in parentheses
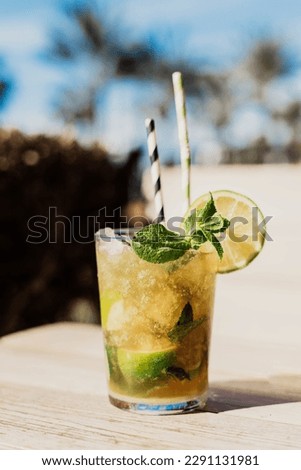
top-left (187, 190), bottom-right (266, 273)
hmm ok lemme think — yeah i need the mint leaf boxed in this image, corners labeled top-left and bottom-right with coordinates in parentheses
top-left (168, 317), bottom-right (207, 342)
top-left (166, 366), bottom-right (190, 381)
top-left (168, 302), bottom-right (207, 343)
top-left (183, 193), bottom-right (230, 259)
top-left (190, 230), bottom-right (207, 249)
top-left (183, 209), bottom-right (197, 235)
top-left (177, 302), bottom-right (193, 324)
top-left (132, 224), bottom-right (191, 263)
top-left (184, 195), bottom-right (220, 234)
top-left (204, 231), bottom-right (224, 259)
top-left (201, 214), bottom-right (224, 232)
top-left (198, 192), bottom-right (217, 222)
top-left (221, 217), bottom-right (231, 231)
top-left (191, 229), bottom-right (224, 259)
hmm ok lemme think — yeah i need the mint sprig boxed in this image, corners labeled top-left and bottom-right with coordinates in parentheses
top-left (131, 224), bottom-right (191, 263)
top-left (131, 193), bottom-right (230, 263)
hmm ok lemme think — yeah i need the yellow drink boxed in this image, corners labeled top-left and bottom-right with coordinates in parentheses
top-left (95, 229), bottom-right (217, 414)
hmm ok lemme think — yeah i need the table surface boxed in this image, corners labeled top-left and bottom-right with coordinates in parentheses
top-left (1, 164), bottom-right (301, 450)
top-left (0, 319), bottom-right (300, 450)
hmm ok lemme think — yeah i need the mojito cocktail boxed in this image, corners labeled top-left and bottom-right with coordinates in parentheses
top-left (96, 228), bottom-right (217, 413)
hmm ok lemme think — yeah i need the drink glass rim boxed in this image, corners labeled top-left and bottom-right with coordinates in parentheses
top-left (95, 227), bottom-right (140, 242)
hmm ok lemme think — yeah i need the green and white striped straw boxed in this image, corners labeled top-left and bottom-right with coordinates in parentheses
top-left (172, 71), bottom-right (191, 213)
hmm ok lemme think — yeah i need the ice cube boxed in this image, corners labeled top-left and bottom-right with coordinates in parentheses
top-left (106, 300), bottom-right (126, 331)
top-left (99, 228), bottom-right (128, 256)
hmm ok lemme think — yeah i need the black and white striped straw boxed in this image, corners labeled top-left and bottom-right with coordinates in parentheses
top-left (145, 118), bottom-right (165, 223)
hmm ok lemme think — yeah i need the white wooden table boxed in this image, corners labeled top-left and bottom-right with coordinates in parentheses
top-left (0, 319), bottom-right (300, 450)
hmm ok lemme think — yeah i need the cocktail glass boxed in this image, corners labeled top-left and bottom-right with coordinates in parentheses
top-left (95, 228), bottom-right (217, 414)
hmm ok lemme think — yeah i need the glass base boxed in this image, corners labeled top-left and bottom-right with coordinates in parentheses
top-left (109, 392), bottom-right (207, 415)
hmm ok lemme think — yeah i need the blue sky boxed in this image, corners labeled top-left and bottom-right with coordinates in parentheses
top-left (0, 0), bottom-right (301, 160)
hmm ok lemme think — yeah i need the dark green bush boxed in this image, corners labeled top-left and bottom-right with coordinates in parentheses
top-left (0, 130), bottom-right (144, 335)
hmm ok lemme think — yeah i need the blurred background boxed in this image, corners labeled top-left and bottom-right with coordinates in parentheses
top-left (2, 0), bottom-right (301, 163)
top-left (1, 0), bottom-right (301, 336)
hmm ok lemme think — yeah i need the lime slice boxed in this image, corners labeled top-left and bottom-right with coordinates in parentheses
top-left (117, 346), bottom-right (176, 382)
top-left (187, 190), bottom-right (265, 273)
top-left (100, 289), bottom-right (122, 328)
